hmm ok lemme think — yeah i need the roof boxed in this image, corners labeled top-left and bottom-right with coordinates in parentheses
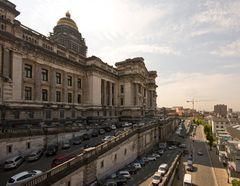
top-left (227, 126), bottom-right (240, 140)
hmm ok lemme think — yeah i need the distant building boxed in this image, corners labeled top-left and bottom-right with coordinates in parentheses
top-left (214, 104), bottom-right (227, 118)
top-left (0, 0), bottom-right (158, 127)
top-left (173, 106), bottom-right (184, 116)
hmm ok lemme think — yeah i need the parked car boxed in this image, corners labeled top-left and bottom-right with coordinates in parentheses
top-left (152, 153), bottom-right (161, 158)
top-left (62, 140), bottom-right (71, 149)
top-left (118, 171), bottom-right (131, 179)
top-left (158, 163), bottom-right (169, 175)
top-left (99, 129), bottom-right (105, 135)
top-left (51, 154), bottom-right (75, 168)
top-left (4, 155), bottom-right (24, 170)
top-left (104, 126), bottom-right (112, 132)
top-left (134, 159), bottom-right (145, 166)
top-left (46, 144), bottom-right (58, 156)
top-left (102, 136), bottom-right (114, 142)
top-left (126, 165), bottom-right (137, 174)
top-left (82, 133), bottom-right (90, 140)
top-left (152, 172), bottom-right (162, 186)
top-left (186, 164), bottom-right (194, 172)
top-left (197, 151), bottom-right (203, 156)
top-left (91, 129), bottom-right (99, 137)
top-left (111, 125), bottom-right (116, 130)
top-left (26, 149), bottom-right (43, 162)
top-left (104, 179), bottom-right (117, 186)
top-left (168, 145), bottom-right (177, 150)
top-left (143, 157), bottom-right (150, 163)
top-left (114, 175), bottom-right (127, 185)
top-left (179, 143), bottom-right (187, 148)
top-left (6, 170), bottom-right (42, 186)
top-left (72, 137), bottom-right (81, 145)
top-left (158, 149), bottom-right (165, 155)
top-left (147, 155), bottom-right (156, 161)
top-left (133, 162), bottom-right (141, 169)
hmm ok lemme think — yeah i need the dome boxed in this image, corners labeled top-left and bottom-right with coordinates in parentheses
top-left (57, 11), bottom-right (78, 30)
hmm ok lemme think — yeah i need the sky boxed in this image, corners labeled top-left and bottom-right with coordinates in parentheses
top-left (12, 0), bottom-right (240, 111)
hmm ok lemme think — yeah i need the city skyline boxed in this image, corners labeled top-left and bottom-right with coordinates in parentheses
top-left (12, 0), bottom-right (240, 111)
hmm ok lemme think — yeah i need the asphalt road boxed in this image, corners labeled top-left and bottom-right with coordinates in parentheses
top-left (0, 130), bottom-right (116, 186)
top-left (190, 125), bottom-right (217, 186)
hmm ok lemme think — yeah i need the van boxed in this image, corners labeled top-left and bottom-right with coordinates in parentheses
top-left (4, 155), bottom-right (24, 169)
top-left (183, 173), bottom-right (192, 186)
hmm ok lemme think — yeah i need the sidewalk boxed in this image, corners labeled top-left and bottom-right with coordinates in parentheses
top-left (208, 147), bottom-right (231, 186)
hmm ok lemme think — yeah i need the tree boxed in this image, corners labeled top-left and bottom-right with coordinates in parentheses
top-left (208, 134), bottom-right (214, 150)
top-left (232, 179), bottom-right (240, 186)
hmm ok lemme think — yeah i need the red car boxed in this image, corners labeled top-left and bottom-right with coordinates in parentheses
top-left (51, 154), bottom-right (75, 168)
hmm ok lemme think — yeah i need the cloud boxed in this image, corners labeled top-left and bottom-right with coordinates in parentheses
top-left (211, 40), bottom-right (240, 57)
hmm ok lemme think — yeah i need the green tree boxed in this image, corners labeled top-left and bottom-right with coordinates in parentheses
top-left (232, 179), bottom-right (240, 186)
top-left (208, 134), bottom-right (214, 150)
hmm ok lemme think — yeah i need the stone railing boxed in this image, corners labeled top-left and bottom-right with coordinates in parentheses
top-left (22, 124), bottom-right (159, 186)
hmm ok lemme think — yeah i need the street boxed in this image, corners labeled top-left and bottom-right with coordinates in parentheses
top-left (0, 130), bottom-right (115, 186)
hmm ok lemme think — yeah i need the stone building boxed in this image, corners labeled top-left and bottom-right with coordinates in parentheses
top-left (0, 0), bottom-right (158, 127)
top-left (214, 104), bottom-right (227, 118)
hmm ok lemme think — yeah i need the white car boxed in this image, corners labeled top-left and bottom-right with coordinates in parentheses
top-left (168, 146), bottom-right (177, 150)
top-left (4, 155), bottom-right (24, 170)
top-left (133, 163), bottom-right (141, 169)
top-left (147, 155), bottom-right (156, 161)
top-left (152, 172), bottom-right (162, 185)
top-left (111, 125), bottom-right (116, 130)
top-left (158, 163), bottom-right (169, 175)
top-left (152, 153), bottom-right (161, 158)
top-left (118, 171), bottom-right (131, 179)
top-left (102, 136), bottom-right (114, 142)
top-left (179, 143), bottom-right (186, 148)
top-left (6, 170), bottom-right (42, 186)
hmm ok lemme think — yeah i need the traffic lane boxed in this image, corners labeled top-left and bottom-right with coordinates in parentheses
top-left (0, 130), bottom-right (116, 186)
top-left (191, 125), bottom-right (216, 186)
top-left (126, 150), bottom-right (180, 186)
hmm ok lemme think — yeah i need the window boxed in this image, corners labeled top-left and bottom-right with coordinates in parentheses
top-left (67, 75), bottom-right (72, 86)
top-left (29, 111), bottom-right (34, 119)
top-left (68, 93), bottom-right (72, 103)
top-left (7, 145), bottom-right (12, 154)
top-left (114, 154), bottom-right (117, 161)
top-left (56, 72), bottom-right (61, 84)
top-left (25, 87), bottom-right (32, 100)
top-left (14, 111), bottom-right (19, 119)
top-left (26, 142), bottom-right (30, 149)
top-left (42, 89), bottom-right (48, 101)
top-left (72, 110), bottom-right (75, 118)
top-left (138, 84), bottom-right (141, 93)
top-left (24, 64), bottom-right (32, 78)
top-left (77, 94), bottom-right (81, 104)
top-left (77, 78), bottom-right (82, 89)
top-left (60, 110), bottom-right (64, 118)
top-left (56, 91), bottom-right (61, 102)
top-left (120, 98), bottom-right (124, 106)
top-left (124, 148), bottom-right (127, 155)
top-left (41, 69), bottom-right (48, 81)
top-left (46, 110), bottom-right (51, 119)
top-left (120, 85), bottom-right (124, 94)
top-left (101, 160), bottom-right (104, 168)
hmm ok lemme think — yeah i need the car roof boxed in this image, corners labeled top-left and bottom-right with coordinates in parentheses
top-left (159, 163), bottom-right (168, 167)
top-left (5, 155), bottom-right (22, 161)
top-left (10, 171), bottom-right (31, 179)
top-left (154, 172), bottom-right (161, 176)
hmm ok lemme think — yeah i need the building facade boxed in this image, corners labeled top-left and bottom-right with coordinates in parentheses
top-left (214, 104), bottom-right (227, 118)
top-left (0, 1), bottom-right (158, 127)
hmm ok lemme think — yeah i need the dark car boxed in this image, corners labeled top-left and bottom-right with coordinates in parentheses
top-left (72, 137), bottom-right (81, 145)
top-left (115, 175), bottom-right (127, 185)
top-left (82, 133), bottom-right (90, 140)
top-left (127, 165), bottom-right (137, 175)
top-left (91, 129), bottom-right (99, 137)
top-left (99, 129), bottom-right (105, 135)
top-left (46, 145), bottom-right (58, 156)
top-left (134, 159), bottom-right (145, 166)
top-left (104, 126), bottom-right (112, 132)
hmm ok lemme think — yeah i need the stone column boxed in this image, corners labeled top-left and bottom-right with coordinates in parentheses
top-left (109, 82), bottom-right (112, 106)
top-left (63, 72), bottom-right (68, 103)
top-left (50, 68), bottom-right (56, 102)
top-left (104, 80), bottom-right (107, 105)
top-left (34, 64), bottom-right (41, 101)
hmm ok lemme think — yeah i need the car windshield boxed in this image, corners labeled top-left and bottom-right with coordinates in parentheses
top-left (5, 161), bottom-right (14, 164)
top-left (153, 175), bottom-right (161, 180)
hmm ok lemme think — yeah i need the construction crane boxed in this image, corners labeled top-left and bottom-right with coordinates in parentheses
top-left (186, 99), bottom-right (212, 110)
